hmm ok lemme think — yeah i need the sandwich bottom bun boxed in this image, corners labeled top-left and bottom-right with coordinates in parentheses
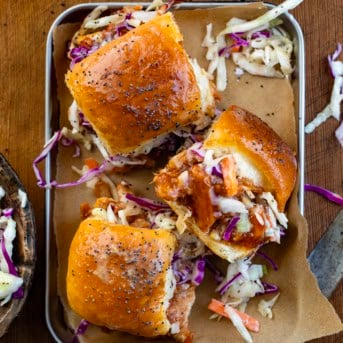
top-left (67, 218), bottom-right (177, 338)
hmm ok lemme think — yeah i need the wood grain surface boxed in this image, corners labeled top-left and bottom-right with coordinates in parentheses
top-left (0, 0), bottom-right (341, 342)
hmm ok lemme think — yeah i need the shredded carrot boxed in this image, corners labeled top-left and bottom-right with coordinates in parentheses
top-left (189, 164), bottom-right (216, 233)
top-left (231, 45), bottom-right (241, 53)
top-left (208, 299), bottom-right (260, 333)
top-left (79, 202), bottom-right (91, 219)
top-left (220, 156), bottom-right (238, 196)
top-left (84, 158), bottom-right (99, 170)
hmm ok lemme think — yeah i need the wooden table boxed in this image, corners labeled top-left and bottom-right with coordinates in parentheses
top-left (0, 0), bottom-right (341, 342)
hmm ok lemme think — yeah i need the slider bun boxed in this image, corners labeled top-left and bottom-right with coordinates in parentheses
top-left (67, 218), bottom-right (176, 337)
top-left (66, 13), bottom-right (211, 155)
top-left (194, 106), bottom-right (296, 261)
top-left (204, 105), bottom-right (297, 211)
top-left (154, 106), bottom-right (297, 262)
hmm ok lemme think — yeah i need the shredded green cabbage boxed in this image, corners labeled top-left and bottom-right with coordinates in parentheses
top-left (219, 0), bottom-right (303, 35)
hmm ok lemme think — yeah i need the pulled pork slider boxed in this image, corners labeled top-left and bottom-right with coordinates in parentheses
top-left (154, 105), bottom-right (297, 262)
top-left (67, 196), bottom-right (195, 342)
top-left (65, 12), bottom-right (215, 164)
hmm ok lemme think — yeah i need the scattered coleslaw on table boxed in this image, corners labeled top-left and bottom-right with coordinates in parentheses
top-left (304, 43), bottom-right (343, 208)
top-left (304, 184), bottom-right (343, 207)
top-left (305, 43), bottom-right (343, 147)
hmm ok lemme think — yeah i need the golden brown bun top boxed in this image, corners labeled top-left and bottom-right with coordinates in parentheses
top-left (67, 218), bottom-right (176, 337)
top-left (204, 105), bottom-right (297, 210)
top-left (66, 13), bottom-right (206, 155)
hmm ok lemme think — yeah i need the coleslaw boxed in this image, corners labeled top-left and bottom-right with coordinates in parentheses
top-left (202, 0), bottom-right (303, 91)
top-left (0, 186), bottom-right (24, 305)
top-left (305, 43), bottom-right (343, 147)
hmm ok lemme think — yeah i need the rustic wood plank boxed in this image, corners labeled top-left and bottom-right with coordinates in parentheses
top-left (300, 1), bottom-right (343, 343)
top-left (0, 0), bottom-right (341, 342)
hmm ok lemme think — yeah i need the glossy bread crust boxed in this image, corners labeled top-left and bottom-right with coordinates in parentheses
top-left (204, 105), bottom-right (297, 211)
top-left (66, 13), bottom-right (205, 155)
top-left (67, 219), bottom-right (176, 337)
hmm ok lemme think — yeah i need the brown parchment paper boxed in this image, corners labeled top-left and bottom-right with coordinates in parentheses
top-left (52, 3), bottom-right (343, 342)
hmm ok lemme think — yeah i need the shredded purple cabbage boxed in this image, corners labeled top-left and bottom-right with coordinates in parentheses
top-left (219, 40), bottom-right (248, 58)
top-left (218, 46), bottom-right (232, 58)
top-left (257, 251), bottom-right (278, 271)
top-left (222, 216), bottom-right (240, 241)
top-left (332, 42), bottom-right (343, 60)
top-left (34, 134), bottom-right (109, 189)
top-left (60, 136), bottom-right (74, 146)
top-left (261, 282), bottom-right (279, 294)
top-left (70, 46), bottom-right (89, 63)
top-left (125, 12), bottom-right (132, 20)
top-left (33, 129), bottom-right (116, 188)
top-left (1, 208), bottom-right (14, 218)
top-left (125, 193), bottom-right (170, 212)
top-left (191, 257), bottom-right (206, 286)
top-left (211, 165), bottom-right (223, 178)
top-left (172, 257), bottom-right (193, 285)
top-left (304, 184), bottom-right (343, 206)
top-left (79, 113), bottom-right (93, 131)
top-left (71, 319), bottom-right (89, 343)
top-left (173, 254), bottom-right (206, 287)
top-left (257, 282), bottom-right (279, 295)
top-left (218, 32), bottom-right (250, 58)
top-left (328, 43), bottom-right (342, 77)
top-left (229, 33), bottom-right (249, 47)
top-left (115, 20), bottom-right (134, 37)
top-left (70, 45), bottom-right (98, 69)
top-left (75, 319), bottom-right (89, 335)
top-left (251, 30), bottom-right (271, 39)
top-left (54, 161), bottom-right (109, 189)
top-left (12, 286), bottom-right (24, 299)
top-left (218, 272), bottom-right (242, 295)
top-left (175, 265), bottom-right (193, 285)
top-left (190, 143), bottom-right (205, 159)
top-left (73, 145), bottom-right (81, 158)
top-left (1, 235), bottom-right (24, 299)
top-left (1, 236), bottom-right (18, 276)
top-left (33, 130), bottom-right (62, 187)
top-left (9, 290), bottom-right (24, 301)
top-left (190, 149), bottom-right (205, 159)
top-left (172, 251), bottom-right (181, 263)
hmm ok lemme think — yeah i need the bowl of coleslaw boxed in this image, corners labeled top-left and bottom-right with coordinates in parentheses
top-left (0, 154), bottom-right (36, 337)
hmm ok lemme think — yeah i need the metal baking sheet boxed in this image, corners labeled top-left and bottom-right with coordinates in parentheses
top-left (44, 2), bottom-right (305, 342)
